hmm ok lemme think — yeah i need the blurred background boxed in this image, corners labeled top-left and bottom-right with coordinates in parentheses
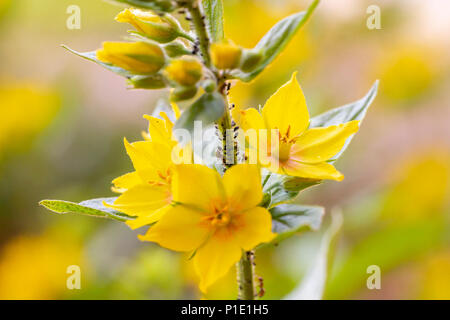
top-left (0, 0), bottom-right (449, 299)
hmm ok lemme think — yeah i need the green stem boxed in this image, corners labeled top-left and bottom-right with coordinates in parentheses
top-left (187, 0), bottom-right (256, 298)
top-left (187, 0), bottom-right (211, 67)
top-left (217, 83), bottom-right (255, 300)
top-left (237, 251), bottom-right (255, 300)
top-left (177, 31), bottom-right (195, 43)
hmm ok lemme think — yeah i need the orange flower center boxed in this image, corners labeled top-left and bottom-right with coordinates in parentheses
top-left (149, 168), bottom-right (173, 186)
top-left (147, 168), bottom-right (173, 204)
top-left (203, 203), bottom-right (232, 228)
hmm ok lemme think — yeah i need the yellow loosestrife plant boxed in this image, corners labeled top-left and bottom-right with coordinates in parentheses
top-left (40, 0), bottom-right (378, 299)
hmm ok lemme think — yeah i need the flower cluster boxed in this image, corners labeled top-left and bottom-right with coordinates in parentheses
top-left (105, 71), bottom-right (359, 291)
top-left (41, 0), bottom-right (377, 299)
top-left (238, 73), bottom-right (360, 180)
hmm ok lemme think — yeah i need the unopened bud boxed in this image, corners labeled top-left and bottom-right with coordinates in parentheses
top-left (240, 49), bottom-right (263, 72)
top-left (116, 8), bottom-right (182, 43)
top-left (128, 74), bottom-right (166, 89)
top-left (210, 41), bottom-right (242, 70)
top-left (165, 57), bottom-right (203, 86)
top-left (170, 86), bottom-right (198, 102)
top-left (96, 41), bottom-right (165, 74)
top-left (163, 41), bottom-right (191, 58)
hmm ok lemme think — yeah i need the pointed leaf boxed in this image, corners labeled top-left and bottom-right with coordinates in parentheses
top-left (202, 0), bottom-right (224, 42)
top-left (39, 198), bottom-right (136, 222)
top-left (231, 0), bottom-right (319, 81)
top-left (62, 45), bottom-right (133, 77)
top-left (262, 170), bottom-right (321, 207)
top-left (310, 80), bottom-right (379, 161)
top-left (269, 204), bottom-right (325, 244)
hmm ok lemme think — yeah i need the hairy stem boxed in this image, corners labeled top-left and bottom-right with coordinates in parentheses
top-left (187, 0), bottom-right (256, 300)
top-left (218, 83), bottom-right (255, 300)
top-left (187, 0), bottom-right (211, 67)
top-left (237, 251), bottom-right (256, 300)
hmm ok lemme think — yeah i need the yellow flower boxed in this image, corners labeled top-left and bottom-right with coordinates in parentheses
top-left (115, 8), bottom-right (181, 43)
top-left (240, 72), bottom-right (360, 181)
top-left (106, 139), bottom-right (175, 229)
top-left (141, 107), bottom-right (179, 143)
top-left (210, 41), bottom-right (242, 70)
top-left (96, 41), bottom-right (165, 74)
top-left (164, 57), bottom-right (203, 87)
top-left (106, 108), bottom-right (190, 229)
top-left (140, 164), bottom-right (275, 292)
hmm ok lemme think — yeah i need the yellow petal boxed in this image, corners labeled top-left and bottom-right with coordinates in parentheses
top-left (159, 111), bottom-right (174, 133)
top-left (238, 108), bottom-right (267, 159)
top-left (143, 114), bottom-right (172, 144)
top-left (105, 184), bottom-right (171, 217)
top-left (194, 229), bottom-right (242, 293)
top-left (281, 159), bottom-right (344, 181)
top-left (126, 205), bottom-right (170, 230)
top-left (262, 72), bottom-right (309, 137)
top-left (210, 42), bottom-right (242, 70)
top-left (164, 57), bottom-right (203, 86)
top-left (239, 108), bottom-right (265, 132)
top-left (223, 164), bottom-right (262, 212)
top-left (141, 131), bottom-right (151, 141)
top-left (115, 9), bottom-right (177, 43)
top-left (233, 207), bottom-right (276, 251)
top-left (96, 42), bottom-right (165, 74)
top-left (171, 102), bottom-right (181, 119)
top-left (124, 139), bottom-right (172, 182)
top-left (111, 171), bottom-right (142, 192)
top-left (292, 120), bottom-right (360, 163)
top-left (139, 206), bottom-right (209, 252)
top-left (172, 164), bottom-right (225, 211)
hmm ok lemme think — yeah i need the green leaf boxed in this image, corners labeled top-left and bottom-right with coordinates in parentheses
top-left (310, 80), bottom-right (379, 161)
top-left (111, 0), bottom-right (175, 12)
top-left (39, 198), bottom-right (136, 222)
top-left (231, 0), bottom-right (319, 82)
top-left (202, 0), bottom-right (224, 42)
top-left (269, 204), bottom-right (325, 244)
top-left (262, 170), bottom-right (321, 208)
top-left (174, 92), bottom-right (225, 134)
top-left (284, 210), bottom-right (342, 300)
top-left (62, 45), bottom-right (133, 78)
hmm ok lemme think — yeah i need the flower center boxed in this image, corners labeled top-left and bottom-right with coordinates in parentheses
top-left (272, 125), bottom-right (296, 162)
top-left (278, 142), bottom-right (293, 161)
top-left (149, 168), bottom-right (173, 186)
top-left (203, 203), bottom-right (232, 228)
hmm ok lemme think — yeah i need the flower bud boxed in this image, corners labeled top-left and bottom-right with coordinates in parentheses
top-left (240, 48), bottom-right (263, 72)
top-left (210, 41), bottom-right (242, 70)
top-left (201, 79), bottom-right (216, 93)
top-left (116, 8), bottom-right (182, 43)
top-left (114, 0), bottom-right (174, 12)
top-left (96, 41), bottom-right (165, 74)
top-left (128, 75), bottom-right (166, 89)
top-left (163, 41), bottom-right (191, 58)
top-left (170, 86), bottom-right (198, 102)
top-left (164, 57), bottom-right (203, 87)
